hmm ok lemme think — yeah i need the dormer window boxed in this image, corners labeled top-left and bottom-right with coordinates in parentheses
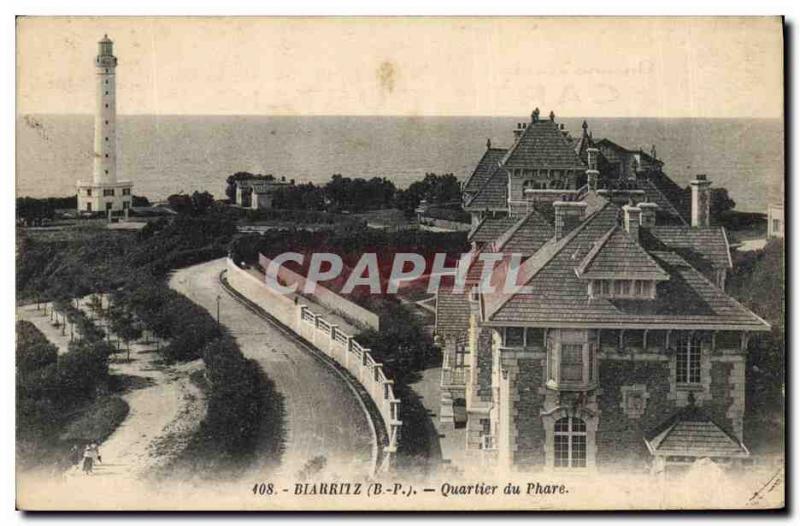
top-left (590, 279), bottom-right (655, 299)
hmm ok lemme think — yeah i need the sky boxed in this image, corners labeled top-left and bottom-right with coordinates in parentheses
top-left (16, 17), bottom-right (784, 118)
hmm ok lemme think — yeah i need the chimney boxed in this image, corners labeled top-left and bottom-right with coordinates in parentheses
top-left (549, 110), bottom-right (555, 122)
top-left (623, 204), bottom-right (642, 241)
top-left (486, 138), bottom-right (492, 149)
top-left (531, 107), bottom-right (540, 123)
top-left (690, 174), bottom-right (712, 227)
top-left (553, 200), bottom-right (588, 240)
top-left (586, 147), bottom-right (600, 191)
top-left (639, 201), bottom-right (658, 228)
top-left (513, 123), bottom-right (523, 139)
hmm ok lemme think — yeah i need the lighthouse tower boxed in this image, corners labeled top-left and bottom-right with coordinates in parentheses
top-left (77, 35), bottom-right (133, 218)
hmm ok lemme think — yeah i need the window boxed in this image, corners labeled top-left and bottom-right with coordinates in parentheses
top-left (554, 417), bottom-right (587, 468)
top-left (86, 188), bottom-right (92, 197)
top-left (105, 203), bottom-right (113, 211)
top-left (86, 203), bottom-right (92, 212)
top-left (505, 327), bottom-right (524, 347)
top-left (105, 120), bottom-right (108, 125)
top-left (103, 189), bottom-right (115, 197)
top-left (547, 330), bottom-right (597, 389)
top-left (592, 279), bottom-right (654, 299)
top-left (105, 154), bottom-right (108, 158)
top-left (105, 91), bottom-right (109, 95)
top-left (560, 344), bottom-right (584, 382)
top-left (122, 188), bottom-right (131, 196)
top-left (105, 104), bottom-right (108, 108)
top-left (526, 328), bottom-right (544, 348)
top-left (122, 201), bottom-right (129, 210)
top-left (104, 169), bottom-right (108, 174)
top-left (676, 333), bottom-right (701, 384)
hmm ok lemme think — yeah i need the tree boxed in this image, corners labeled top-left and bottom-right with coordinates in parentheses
top-left (710, 187), bottom-right (736, 220)
top-left (87, 295), bottom-right (104, 322)
top-left (111, 310), bottom-right (142, 361)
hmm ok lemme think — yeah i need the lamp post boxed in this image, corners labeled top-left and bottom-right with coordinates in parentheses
top-left (216, 295), bottom-right (221, 326)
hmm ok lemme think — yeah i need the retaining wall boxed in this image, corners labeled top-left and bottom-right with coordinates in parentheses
top-left (226, 258), bottom-right (401, 470)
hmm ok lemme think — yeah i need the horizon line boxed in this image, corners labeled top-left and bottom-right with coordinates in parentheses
top-left (18, 112), bottom-right (784, 120)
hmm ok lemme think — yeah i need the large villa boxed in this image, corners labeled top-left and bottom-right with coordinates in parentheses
top-left (434, 108), bottom-right (770, 475)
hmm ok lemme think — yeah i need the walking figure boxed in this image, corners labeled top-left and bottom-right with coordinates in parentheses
top-left (82, 443), bottom-right (101, 475)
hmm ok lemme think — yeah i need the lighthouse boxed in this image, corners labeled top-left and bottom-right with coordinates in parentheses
top-left (77, 35), bottom-right (133, 218)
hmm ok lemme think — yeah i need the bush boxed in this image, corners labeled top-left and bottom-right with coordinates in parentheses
top-left (16, 321), bottom-right (58, 376)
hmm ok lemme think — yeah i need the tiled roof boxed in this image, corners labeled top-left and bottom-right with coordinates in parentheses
top-left (485, 203), bottom-right (769, 330)
top-left (646, 408), bottom-right (748, 458)
top-left (644, 171), bottom-right (691, 223)
top-left (465, 167), bottom-right (508, 210)
top-left (434, 289), bottom-right (471, 337)
top-left (576, 226), bottom-right (670, 281)
top-left (493, 209), bottom-right (554, 256)
top-left (463, 148), bottom-right (507, 193)
top-left (469, 216), bottom-right (518, 243)
top-left (501, 119), bottom-right (587, 170)
top-left (645, 226), bottom-right (733, 270)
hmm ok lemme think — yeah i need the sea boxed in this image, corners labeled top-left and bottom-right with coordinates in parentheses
top-left (16, 115), bottom-right (784, 213)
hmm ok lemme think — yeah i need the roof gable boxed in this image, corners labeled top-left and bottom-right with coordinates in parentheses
top-left (501, 119), bottom-right (586, 170)
top-left (646, 407), bottom-right (748, 458)
top-left (576, 226), bottom-right (670, 281)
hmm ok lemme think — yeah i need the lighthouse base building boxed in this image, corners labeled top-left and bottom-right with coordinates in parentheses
top-left (77, 180), bottom-right (133, 215)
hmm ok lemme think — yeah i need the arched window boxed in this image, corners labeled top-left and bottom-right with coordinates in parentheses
top-left (554, 417), bottom-right (586, 468)
top-left (676, 333), bottom-right (701, 384)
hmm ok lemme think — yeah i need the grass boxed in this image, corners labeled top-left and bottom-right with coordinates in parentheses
top-left (59, 395), bottom-right (130, 444)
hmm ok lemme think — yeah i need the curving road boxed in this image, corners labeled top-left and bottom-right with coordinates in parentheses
top-left (169, 259), bottom-right (373, 478)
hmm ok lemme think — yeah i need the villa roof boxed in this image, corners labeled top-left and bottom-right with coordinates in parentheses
top-left (463, 147), bottom-right (507, 194)
top-left (645, 407), bottom-right (748, 458)
top-left (483, 202), bottom-right (769, 331)
top-left (469, 216), bottom-right (519, 244)
top-left (464, 167), bottom-right (508, 210)
top-left (645, 225), bottom-right (733, 270)
top-left (576, 226), bottom-right (670, 281)
top-left (434, 289), bottom-right (471, 337)
top-left (493, 209), bottom-right (554, 256)
top-left (644, 171), bottom-right (691, 223)
top-left (501, 118), bottom-right (587, 170)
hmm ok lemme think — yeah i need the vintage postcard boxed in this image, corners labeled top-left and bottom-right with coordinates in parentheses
top-left (15, 16), bottom-right (785, 511)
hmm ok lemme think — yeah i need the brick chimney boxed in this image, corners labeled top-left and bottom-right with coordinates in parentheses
top-left (690, 174), bottom-right (712, 227)
top-left (623, 204), bottom-right (642, 241)
top-left (639, 201), bottom-right (658, 228)
top-left (553, 200), bottom-right (587, 240)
